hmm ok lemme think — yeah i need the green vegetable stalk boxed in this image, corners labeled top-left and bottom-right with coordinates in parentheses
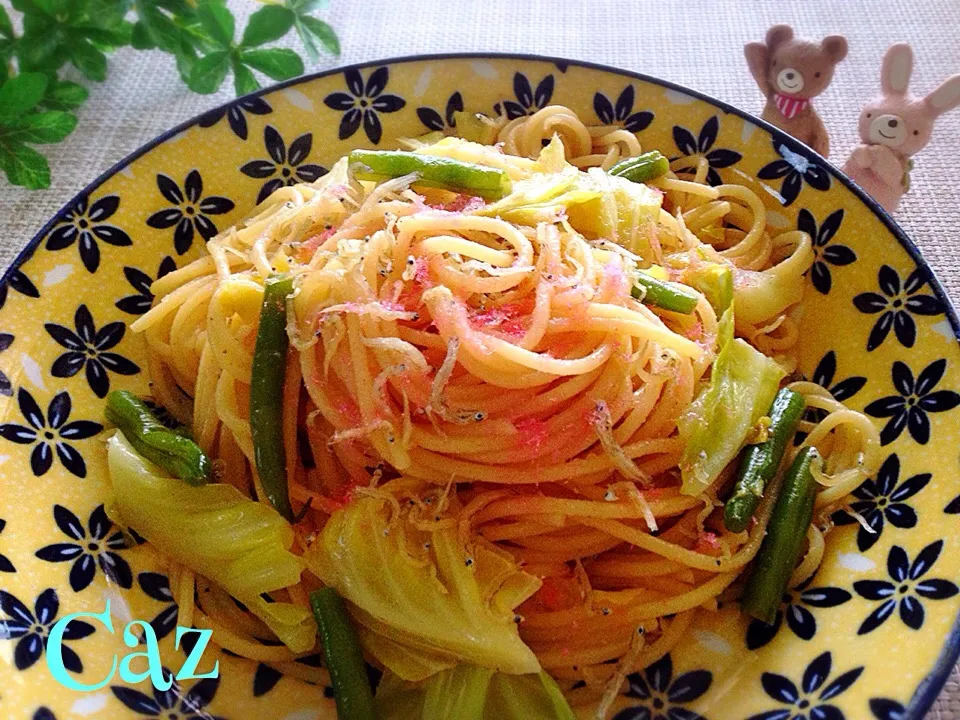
top-left (310, 588), bottom-right (377, 720)
top-left (608, 151), bottom-right (670, 184)
top-left (348, 150), bottom-right (512, 200)
top-left (632, 272), bottom-right (699, 314)
top-left (724, 388), bottom-right (806, 533)
top-left (105, 390), bottom-right (211, 485)
top-left (741, 446), bottom-right (822, 624)
top-left (251, 275), bottom-right (295, 521)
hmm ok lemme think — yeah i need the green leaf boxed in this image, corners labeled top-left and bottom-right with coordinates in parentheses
top-left (293, 15), bottom-right (320, 63)
top-left (67, 39), bottom-right (108, 81)
top-left (33, 0), bottom-right (65, 17)
top-left (85, 0), bottom-right (134, 25)
top-left (241, 5), bottom-right (295, 48)
top-left (286, 0), bottom-right (327, 12)
top-left (1, 110), bottom-right (77, 143)
top-left (0, 73), bottom-right (49, 118)
top-left (299, 15), bottom-right (339, 56)
top-left (41, 80), bottom-right (89, 110)
top-left (130, 21), bottom-right (157, 50)
top-left (240, 48), bottom-right (303, 81)
top-left (137, 4), bottom-right (181, 52)
top-left (187, 49), bottom-right (229, 93)
top-left (196, 3), bottom-right (234, 48)
top-left (174, 36), bottom-right (199, 83)
top-left (294, 19), bottom-right (319, 64)
top-left (155, 0), bottom-right (194, 14)
top-left (0, 141), bottom-right (51, 189)
top-left (72, 23), bottom-right (132, 48)
top-left (0, 5), bottom-right (13, 39)
top-left (16, 27), bottom-right (64, 71)
top-left (21, 11), bottom-right (54, 36)
top-left (232, 57), bottom-right (260, 96)
top-left (11, 0), bottom-right (50, 17)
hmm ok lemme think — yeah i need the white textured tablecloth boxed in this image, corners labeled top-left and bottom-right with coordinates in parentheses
top-left (2, 0), bottom-right (960, 715)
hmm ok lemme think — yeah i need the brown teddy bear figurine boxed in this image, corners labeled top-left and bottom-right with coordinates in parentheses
top-left (744, 25), bottom-right (849, 157)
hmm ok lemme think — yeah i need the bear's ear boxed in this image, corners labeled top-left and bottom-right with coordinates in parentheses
top-left (765, 24), bottom-right (794, 50)
top-left (881, 43), bottom-right (913, 96)
top-left (821, 35), bottom-right (848, 64)
top-left (744, 42), bottom-right (772, 95)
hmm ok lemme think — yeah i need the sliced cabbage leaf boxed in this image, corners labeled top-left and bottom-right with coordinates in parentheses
top-left (304, 491), bottom-right (541, 681)
top-left (732, 237), bottom-right (814, 327)
top-left (684, 263), bottom-right (734, 314)
top-left (375, 665), bottom-right (576, 720)
top-left (579, 167), bottom-right (663, 255)
top-left (475, 160), bottom-right (661, 251)
top-left (451, 111), bottom-right (501, 145)
top-left (474, 162), bottom-right (585, 226)
top-left (106, 433), bottom-right (315, 652)
top-left (677, 306), bottom-right (785, 495)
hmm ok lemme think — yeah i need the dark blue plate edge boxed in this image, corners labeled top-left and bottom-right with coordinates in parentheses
top-left (1, 51), bottom-right (958, 719)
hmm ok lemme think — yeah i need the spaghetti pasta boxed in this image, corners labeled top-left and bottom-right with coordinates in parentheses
top-left (115, 103), bottom-right (880, 713)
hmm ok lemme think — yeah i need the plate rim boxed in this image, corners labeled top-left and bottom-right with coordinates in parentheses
top-left (2, 51), bottom-right (958, 719)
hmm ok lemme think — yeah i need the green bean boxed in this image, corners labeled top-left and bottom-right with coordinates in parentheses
top-left (251, 275), bottom-right (294, 521)
top-left (609, 151), bottom-right (670, 184)
top-left (741, 446), bottom-right (821, 624)
top-left (631, 272), bottom-right (699, 314)
top-left (105, 390), bottom-right (211, 485)
top-left (310, 588), bottom-right (377, 720)
top-left (349, 149), bottom-right (511, 200)
top-left (724, 388), bottom-right (806, 533)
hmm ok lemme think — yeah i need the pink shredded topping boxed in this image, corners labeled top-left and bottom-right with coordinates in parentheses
top-left (334, 400), bottom-right (362, 426)
top-left (695, 531), bottom-right (722, 556)
top-left (468, 301), bottom-right (531, 340)
top-left (684, 320), bottom-right (703, 341)
top-left (413, 256), bottom-right (430, 285)
top-left (600, 258), bottom-right (629, 300)
top-left (323, 481), bottom-right (359, 512)
top-left (513, 417), bottom-right (549, 452)
top-left (427, 194), bottom-right (487, 213)
top-left (301, 225), bottom-right (338, 254)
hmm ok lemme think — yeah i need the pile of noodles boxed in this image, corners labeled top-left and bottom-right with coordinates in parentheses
top-left (129, 104), bottom-right (879, 706)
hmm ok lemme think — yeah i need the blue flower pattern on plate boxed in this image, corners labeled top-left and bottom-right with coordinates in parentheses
top-left (35, 504), bottom-right (133, 591)
top-left (747, 651), bottom-right (863, 720)
top-left (0, 388), bottom-right (103, 477)
top-left (0, 587), bottom-right (95, 672)
top-left (45, 304), bottom-right (140, 398)
top-left (865, 359), bottom-right (960, 445)
top-left (612, 653), bottom-right (712, 720)
top-left (854, 540), bottom-right (958, 633)
top-left (671, 116), bottom-right (741, 186)
top-left (757, 141), bottom-right (830, 206)
top-left (833, 454), bottom-right (930, 551)
top-left (323, 67), bottom-right (406, 144)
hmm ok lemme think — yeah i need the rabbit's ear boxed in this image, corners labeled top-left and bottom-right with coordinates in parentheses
top-left (881, 43), bottom-right (913, 96)
top-left (925, 75), bottom-right (960, 116)
top-left (765, 24), bottom-right (794, 50)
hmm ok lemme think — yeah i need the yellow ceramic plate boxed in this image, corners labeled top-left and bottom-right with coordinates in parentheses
top-left (2, 55), bottom-right (960, 720)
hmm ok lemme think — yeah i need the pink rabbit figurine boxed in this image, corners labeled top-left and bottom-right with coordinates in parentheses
top-left (842, 43), bottom-right (960, 213)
